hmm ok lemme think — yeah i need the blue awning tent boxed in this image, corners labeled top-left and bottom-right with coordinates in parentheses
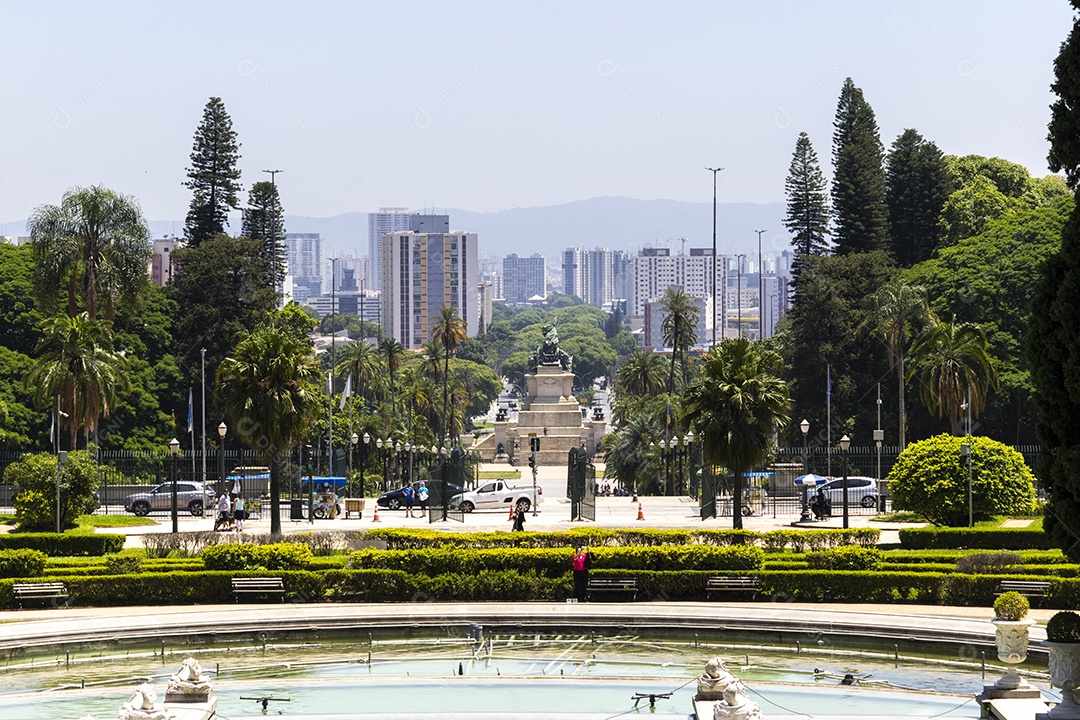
top-left (306, 476), bottom-right (348, 489)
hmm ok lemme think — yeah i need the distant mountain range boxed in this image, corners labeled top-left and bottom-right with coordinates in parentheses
top-left (9, 196), bottom-right (788, 260)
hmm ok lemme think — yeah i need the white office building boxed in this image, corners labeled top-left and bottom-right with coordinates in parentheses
top-left (284, 232), bottom-right (323, 304)
top-left (367, 208), bottom-right (411, 292)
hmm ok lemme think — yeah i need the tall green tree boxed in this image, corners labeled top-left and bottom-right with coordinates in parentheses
top-left (909, 319), bottom-right (999, 435)
top-left (660, 287), bottom-right (699, 394)
top-left (243, 180), bottom-right (287, 287)
top-left (184, 97), bottom-right (242, 245)
top-left (1029, 0), bottom-right (1080, 560)
top-left (28, 185), bottom-right (151, 320)
top-left (831, 78), bottom-right (889, 254)
top-left (337, 340), bottom-right (381, 411)
top-left (783, 131), bottom-right (831, 278)
top-left (217, 326), bottom-right (321, 535)
top-left (168, 235), bottom-right (279, 387)
top-left (886, 129), bottom-right (951, 266)
top-left (26, 312), bottom-right (128, 450)
top-left (430, 306), bottom-right (467, 447)
top-left (683, 338), bottom-right (790, 529)
top-left (858, 279), bottom-right (932, 450)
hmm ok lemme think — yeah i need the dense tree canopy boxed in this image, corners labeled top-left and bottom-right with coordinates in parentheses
top-left (784, 131), bottom-right (830, 276)
top-left (886, 129), bottom-right (950, 266)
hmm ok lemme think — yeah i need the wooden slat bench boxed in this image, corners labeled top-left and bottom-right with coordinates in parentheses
top-left (706, 576), bottom-right (761, 600)
top-left (231, 577), bottom-right (285, 602)
top-left (586, 577), bottom-right (638, 602)
top-left (996, 580), bottom-right (1051, 603)
top-left (13, 582), bottom-right (69, 609)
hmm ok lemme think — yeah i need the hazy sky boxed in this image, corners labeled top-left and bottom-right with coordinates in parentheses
top-left (0, 1), bottom-right (1074, 230)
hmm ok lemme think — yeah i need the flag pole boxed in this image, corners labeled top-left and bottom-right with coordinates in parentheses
top-left (826, 364), bottom-right (832, 477)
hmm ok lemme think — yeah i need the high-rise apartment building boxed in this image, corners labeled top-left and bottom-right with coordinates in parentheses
top-left (367, 208), bottom-right (411, 291)
top-left (502, 253), bottom-right (546, 303)
top-left (284, 232), bottom-right (323, 304)
top-left (381, 227), bottom-right (479, 350)
top-left (561, 247), bottom-right (629, 307)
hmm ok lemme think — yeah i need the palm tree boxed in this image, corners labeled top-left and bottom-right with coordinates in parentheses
top-left (27, 312), bottom-right (128, 449)
top-left (858, 279), bottom-right (932, 449)
top-left (336, 340), bottom-right (380, 411)
top-left (601, 412), bottom-right (663, 495)
top-left (683, 338), bottom-right (790, 529)
top-left (660, 287), bottom-right (699, 393)
top-left (217, 327), bottom-right (322, 534)
top-left (909, 319), bottom-right (1000, 434)
top-left (430, 305), bottom-right (467, 447)
top-left (377, 337), bottom-right (407, 410)
top-left (615, 350), bottom-right (667, 398)
top-left (28, 185), bottom-right (151, 320)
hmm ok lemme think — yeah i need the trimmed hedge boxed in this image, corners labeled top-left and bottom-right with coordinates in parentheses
top-left (202, 542), bottom-right (313, 571)
top-left (348, 545), bottom-right (765, 577)
top-left (899, 527), bottom-right (1055, 550)
top-left (0, 549), bottom-right (46, 578)
top-left (3, 567), bottom-right (1080, 608)
top-left (0, 533), bottom-right (125, 556)
top-left (357, 527), bottom-right (880, 551)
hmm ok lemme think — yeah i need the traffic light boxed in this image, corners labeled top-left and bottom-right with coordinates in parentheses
top-left (530, 437), bottom-right (540, 452)
top-left (528, 456), bottom-right (535, 468)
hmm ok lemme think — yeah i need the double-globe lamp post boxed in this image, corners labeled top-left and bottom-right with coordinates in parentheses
top-left (218, 422), bottom-right (227, 499)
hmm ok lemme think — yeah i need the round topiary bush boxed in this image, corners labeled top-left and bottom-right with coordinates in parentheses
top-left (1047, 611), bottom-right (1080, 643)
top-left (888, 434), bottom-right (1036, 526)
top-left (993, 591), bottom-right (1030, 621)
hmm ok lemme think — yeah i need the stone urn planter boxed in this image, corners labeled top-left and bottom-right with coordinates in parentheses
top-left (993, 617), bottom-right (1036, 690)
top-left (1043, 611), bottom-right (1080, 719)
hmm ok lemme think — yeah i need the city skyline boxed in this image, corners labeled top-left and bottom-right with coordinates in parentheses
top-left (0, 1), bottom-right (1071, 235)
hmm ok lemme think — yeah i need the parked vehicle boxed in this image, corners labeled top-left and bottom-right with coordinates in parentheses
top-left (450, 479), bottom-right (543, 513)
top-left (817, 476), bottom-right (879, 508)
top-left (376, 482), bottom-right (465, 510)
top-left (124, 482), bottom-right (216, 516)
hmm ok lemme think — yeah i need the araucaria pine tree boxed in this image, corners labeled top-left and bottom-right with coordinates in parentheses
top-left (783, 131), bottom-right (830, 280)
top-left (831, 78), bottom-right (889, 254)
top-left (184, 97), bottom-right (242, 245)
top-left (243, 181), bottom-right (287, 287)
top-left (1029, 1), bottom-right (1080, 561)
top-left (886, 129), bottom-right (951, 266)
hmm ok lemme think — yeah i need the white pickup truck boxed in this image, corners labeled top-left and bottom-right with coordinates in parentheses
top-left (450, 480), bottom-right (543, 513)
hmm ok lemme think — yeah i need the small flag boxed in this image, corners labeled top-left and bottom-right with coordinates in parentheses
top-left (327, 371), bottom-right (333, 395)
top-left (187, 388), bottom-right (193, 433)
top-left (49, 407), bottom-right (55, 446)
top-left (339, 373), bottom-right (352, 411)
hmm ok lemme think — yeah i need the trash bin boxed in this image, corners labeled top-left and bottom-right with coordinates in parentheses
top-left (289, 499), bottom-right (304, 521)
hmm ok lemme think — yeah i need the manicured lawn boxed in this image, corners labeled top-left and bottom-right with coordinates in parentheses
top-left (78, 514), bottom-right (157, 528)
top-left (477, 470), bottom-right (521, 480)
top-left (872, 511), bottom-right (926, 523)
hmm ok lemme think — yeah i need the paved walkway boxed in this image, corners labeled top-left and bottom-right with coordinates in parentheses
top-left (0, 601), bottom-right (1049, 656)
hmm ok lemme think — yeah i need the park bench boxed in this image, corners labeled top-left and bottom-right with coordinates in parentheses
top-left (13, 582), bottom-right (69, 609)
top-left (344, 499), bottom-right (365, 519)
top-left (231, 577), bottom-right (285, 602)
top-left (706, 576), bottom-right (761, 600)
top-left (996, 580), bottom-right (1051, 604)
top-left (586, 577), bottom-right (638, 602)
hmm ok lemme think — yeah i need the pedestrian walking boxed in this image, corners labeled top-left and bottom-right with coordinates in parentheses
top-left (402, 483), bottom-right (416, 518)
top-left (512, 508), bottom-right (526, 532)
top-left (417, 481), bottom-right (429, 518)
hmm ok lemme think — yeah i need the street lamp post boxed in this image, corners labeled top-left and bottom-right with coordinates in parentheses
top-left (659, 439), bottom-right (669, 496)
top-left (670, 436), bottom-right (679, 497)
top-left (362, 432), bottom-right (370, 494)
top-left (735, 254), bottom-right (746, 339)
top-left (440, 446), bottom-right (449, 522)
top-left (682, 432), bottom-right (693, 496)
top-left (706, 166), bottom-right (723, 348)
top-left (376, 439), bottom-right (386, 490)
top-left (396, 442), bottom-right (404, 485)
top-left (799, 419), bottom-right (811, 522)
top-left (839, 434), bottom-right (851, 529)
top-left (218, 422), bottom-right (227, 499)
top-left (962, 390), bottom-right (973, 527)
top-left (169, 437), bottom-right (180, 534)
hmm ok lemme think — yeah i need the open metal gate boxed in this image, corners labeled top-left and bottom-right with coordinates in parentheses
top-left (700, 464), bottom-right (717, 520)
top-left (568, 446), bottom-right (595, 521)
top-left (428, 447), bottom-right (465, 523)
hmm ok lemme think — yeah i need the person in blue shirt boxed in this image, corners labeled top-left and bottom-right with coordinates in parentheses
top-left (402, 483), bottom-right (416, 518)
top-left (417, 481), bottom-right (429, 518)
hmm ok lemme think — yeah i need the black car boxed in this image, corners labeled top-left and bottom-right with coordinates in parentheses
top-left (376, 482), bottom-right (465, 510)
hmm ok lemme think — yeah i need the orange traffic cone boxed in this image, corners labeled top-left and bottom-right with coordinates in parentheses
top-left (372, 505), bottom-right (381, 522)
top-left (636, 502), bottom-right (645, 521)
